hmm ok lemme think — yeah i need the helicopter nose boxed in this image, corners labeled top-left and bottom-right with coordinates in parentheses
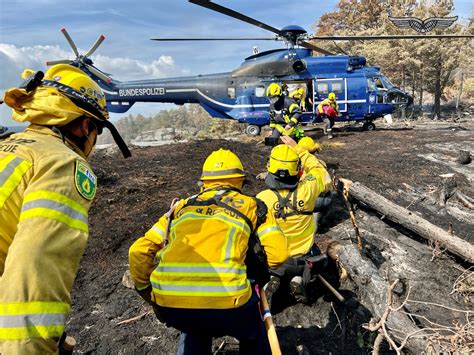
top-left (387, 88), bottom-right (412, 106)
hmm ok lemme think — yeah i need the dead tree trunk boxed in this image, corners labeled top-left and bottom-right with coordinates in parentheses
top-left (329, 243), bottom-right (429, 354)
top-left (339, 179), bottom-right (474, 263)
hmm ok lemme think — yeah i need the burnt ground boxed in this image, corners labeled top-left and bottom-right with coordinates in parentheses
top-left (69, 119), bottom-right (473, 354)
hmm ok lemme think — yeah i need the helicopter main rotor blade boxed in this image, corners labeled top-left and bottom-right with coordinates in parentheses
top-left (84, 64), bottom-right (112, 84)
top-left (85, 35), bottom-right (105, 57)
top-left (309, 34), bottom-right (474, 40)
top-left (299, 40), bottom-right (334, 55)
top-left (46, 59), bottom-right (73, 66)
top-left (61, 28), bottom-right (79, 57)
top-left (151, 37), bottom-right (278, 41)
top-left (189, 0), bottom-right (283, 36)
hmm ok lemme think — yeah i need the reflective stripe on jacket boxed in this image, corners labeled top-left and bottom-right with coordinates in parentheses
top-left (257, 146), bottom-right (332, 257)
top-left (129, 187), bottom-right (288, 309)
top-left (269, 97), bottom-right (302, 135)
top-left (0, 124), bottom-right (93, 354)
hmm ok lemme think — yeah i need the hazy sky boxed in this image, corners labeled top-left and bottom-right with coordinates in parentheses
top-left (1, 0), bottom-right (472, 126)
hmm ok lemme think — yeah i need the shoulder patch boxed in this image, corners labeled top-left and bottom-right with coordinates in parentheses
top-left (305, 174), bottom-right (316, 181)
top-left (74, 160), bottom-right (97, 200)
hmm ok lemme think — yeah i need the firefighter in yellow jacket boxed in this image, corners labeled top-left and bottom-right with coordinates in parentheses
top-left (256, 135), bottom-right (332, 303)
top-left (129, 149), bottom-right (288, 354)
top-left (266, 83), bottom-right (304, 140)
top-left (317, 92), bottom-right (339, 139)
top-left (0, 64), bottom-right (130, 355)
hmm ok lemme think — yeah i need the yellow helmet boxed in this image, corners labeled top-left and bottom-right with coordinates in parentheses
top-left (298, 136), bottom-right (321, 153)
top-left (266, 83), bottom-right (282, 98)
top-left (267, 144), bottom-right (300, 178)
top-left (43, 64), bottom-right (109, 121)
top-left (200, 149), bottom-right (245, 180)
top-left (328, 92), bottom-right (336, 101)
top-left (289, 87), bottom-right (304, 100)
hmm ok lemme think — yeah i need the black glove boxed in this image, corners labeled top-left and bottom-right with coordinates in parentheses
top-left (135, 285), bottom-right (153, 304)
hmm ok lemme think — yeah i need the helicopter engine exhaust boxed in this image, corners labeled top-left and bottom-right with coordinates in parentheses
top-left (292, 59), bottom-right (306, 73)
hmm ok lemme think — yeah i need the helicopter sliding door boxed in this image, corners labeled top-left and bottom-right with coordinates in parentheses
top-left (313, 78), bottom-right (348, 114)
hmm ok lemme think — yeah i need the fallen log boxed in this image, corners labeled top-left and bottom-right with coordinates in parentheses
top-left (328, 242), bottom-right (430, 354)
top-left (338, 179), bottom-right (474, 263)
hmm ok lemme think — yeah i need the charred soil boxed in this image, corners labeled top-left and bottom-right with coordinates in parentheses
top-left (69, 120), bottom-right (473, 354)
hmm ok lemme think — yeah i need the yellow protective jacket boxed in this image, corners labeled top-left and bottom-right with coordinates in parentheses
top-left (0, 125), bottom-right (96, 355)
top-left (317, 98), bottom-right (339, 114)
top-left (257, 146), bottom-right (332, 257)
top-left (269, 96), bottom-right (302, 136)
top-left (129, 184), bottom-right (288, 309)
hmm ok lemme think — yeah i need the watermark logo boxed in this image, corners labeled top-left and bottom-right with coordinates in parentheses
top-left (388, 16), bottom-right (458, 33)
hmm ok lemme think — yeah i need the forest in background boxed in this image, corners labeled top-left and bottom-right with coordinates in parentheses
top-left (99, 0), bottom-right (473, 145)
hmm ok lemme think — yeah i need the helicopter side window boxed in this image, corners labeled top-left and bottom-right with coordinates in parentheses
top-left (317, 82), bottom-right (328, 95)
top-left (331, 81), bottom-right (343, 94)
top-left (255, 86), bottom-right (265, 98)
top-left (227, 87), bottom-right (236, 99)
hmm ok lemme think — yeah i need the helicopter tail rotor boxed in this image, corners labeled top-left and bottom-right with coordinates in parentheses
top-left (46, 29), bottom-right (112, 84)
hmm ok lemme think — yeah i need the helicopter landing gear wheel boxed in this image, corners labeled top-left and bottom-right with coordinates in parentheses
top-left (245, 124), bottom-right (261, 136)
top-left (363, 122), bottom-right (376, 131)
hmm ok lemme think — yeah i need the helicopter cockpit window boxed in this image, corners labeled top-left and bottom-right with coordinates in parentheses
top-left (331, 81), bottom-right (343, 94)
top-left (255, 86), bottom-right (265, 98)
top-left (227, 87), bottom-right (236, 99)
top-left (374, 77), bottom-right (385, 89)
top-left (381, 76), bottom-right (395, 90)
top-left (367, 78), bottom-right (377, 91)
top-left (317, 82), bottom-right (328, 95)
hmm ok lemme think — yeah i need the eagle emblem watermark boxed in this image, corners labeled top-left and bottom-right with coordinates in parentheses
top-left (388, 16), bottom-right (458, 33)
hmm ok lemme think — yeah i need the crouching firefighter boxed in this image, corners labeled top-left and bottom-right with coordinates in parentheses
top-left (266, 83), bottom-right (304, 141)
top-left (256, 136), bottom-right (333, 304)
top-left (128, 149), bottom-right (288, 355)
top-left (0, 64), bottom-right (130, 355)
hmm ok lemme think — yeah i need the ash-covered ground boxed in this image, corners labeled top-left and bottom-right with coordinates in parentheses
top-left (68, 120), bottom-right (473, 354)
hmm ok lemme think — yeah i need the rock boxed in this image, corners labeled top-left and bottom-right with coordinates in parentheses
top-left (456, 150), bottom-right (471, 165)
top-left (121, 270), bottom-right (135, 289)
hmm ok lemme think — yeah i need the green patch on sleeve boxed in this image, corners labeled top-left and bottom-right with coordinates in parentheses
top-left (74, 160), bottom-right (97, 200)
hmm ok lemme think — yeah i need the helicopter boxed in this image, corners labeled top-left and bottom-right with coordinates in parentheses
top-left (46, 0), bottom-right (473, 136)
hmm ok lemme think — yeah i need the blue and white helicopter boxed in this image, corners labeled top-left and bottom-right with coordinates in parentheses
top-left (47, 0), bottom-right (472, 135)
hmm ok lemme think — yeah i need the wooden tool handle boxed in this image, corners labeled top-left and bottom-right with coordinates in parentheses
top-left (259, 288), bottom-right (282, 355)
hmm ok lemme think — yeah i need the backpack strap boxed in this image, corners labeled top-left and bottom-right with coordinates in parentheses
top-left (178, 188), bottom-right (270, 286)
top-left (271, 188), bottom-right (313, 220)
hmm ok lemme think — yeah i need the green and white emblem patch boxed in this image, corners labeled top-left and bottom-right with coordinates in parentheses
top-left (74, 160), bottom-right (97, 200)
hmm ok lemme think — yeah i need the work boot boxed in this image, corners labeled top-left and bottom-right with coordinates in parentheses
top-left (266, 276), bottom-right (281, 294)
top-left (290, 276), bottom-right (307, 303)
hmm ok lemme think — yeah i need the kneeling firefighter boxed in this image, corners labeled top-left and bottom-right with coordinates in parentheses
top-left (0, 64), bottom-right (130, 354)
top-left (129, 149), bottom-right (288, 354)
top-left (256, 136), bottom-right (332, 303)
top-left (266, 83), bottom-right (304, 141)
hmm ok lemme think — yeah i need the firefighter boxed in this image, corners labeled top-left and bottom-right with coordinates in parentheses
top-left (0, 64), bottom-right (130, 355)
top-left (256, 135), bottom-right (332, 303)
top-left (266, 83), bottom-right (304, 141)
top-left (129, 149), bottom-right (288, 355)
top-left (317, 92), bottom-right (339, 139)
top-left (289, 87), bottom-right (306, 111)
